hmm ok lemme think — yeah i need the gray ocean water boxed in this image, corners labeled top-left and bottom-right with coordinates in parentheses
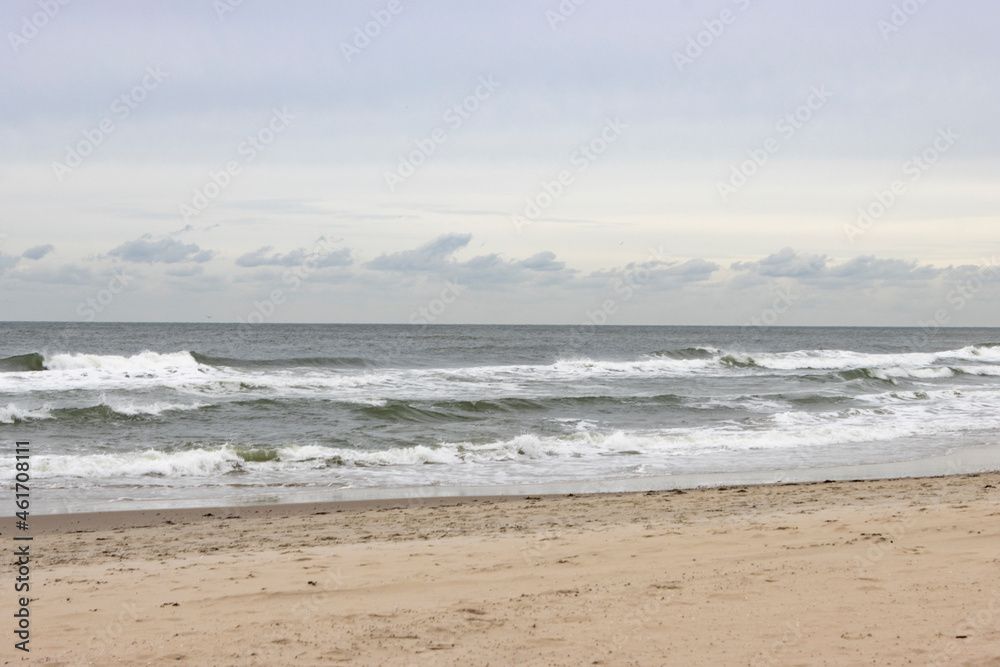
top-left (2, 323), bottom-right (999, 512)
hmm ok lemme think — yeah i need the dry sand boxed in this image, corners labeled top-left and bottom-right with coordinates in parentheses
top-left (4, 473), bottom-right (1000, 666)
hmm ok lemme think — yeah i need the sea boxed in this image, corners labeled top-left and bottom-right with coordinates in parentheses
top-left (2, 323), bottom-right (999, 514)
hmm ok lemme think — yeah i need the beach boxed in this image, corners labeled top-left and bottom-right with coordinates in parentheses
top-left (5, 0), bottom-right (999, 662)
top-left (10, 472), bottom-right (999, 666)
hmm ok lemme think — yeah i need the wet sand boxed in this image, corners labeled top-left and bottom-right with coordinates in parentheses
top-left (5, 473), bottom-right (1000, 665)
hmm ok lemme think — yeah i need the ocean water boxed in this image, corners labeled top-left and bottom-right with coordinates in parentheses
top-left (2, 323), bottom-right (999, 513)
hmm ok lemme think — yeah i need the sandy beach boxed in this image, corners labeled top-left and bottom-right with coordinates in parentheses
top-left (6, 473), bottom-right (999, 666)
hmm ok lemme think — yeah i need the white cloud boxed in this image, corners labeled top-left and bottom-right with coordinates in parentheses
top-left (108, 236), bottom-right (214, 264)
top-left (22, 244), bottom-right (54, 260)
top-left (365, 234), bottom-right (472, 272)
top-left (15, 264), bottom-right (93, 285)
top-left (236, 245), bottom-right (352, 268)
top-left (732, 247), bottom-right (827, 278)
top-left (0, 253), bottom-right (20, 276)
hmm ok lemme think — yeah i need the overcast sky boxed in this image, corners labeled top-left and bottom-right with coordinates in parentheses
top-left (1, 0), bottom-right (997, 325)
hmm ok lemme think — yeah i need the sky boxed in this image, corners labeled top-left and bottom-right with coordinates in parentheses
top-left (1, 0), bottom-right (998, 326)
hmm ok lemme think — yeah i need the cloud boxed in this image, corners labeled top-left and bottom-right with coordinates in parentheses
top-left (948, 262), bottom-right (1000, 284)
top-left (15, 264), bottom-right (93, 285)
top-left (453, 252), bottom-right (578, 290)
top-left (653, 258), bottom-right (720, 282)
top-left (108, 235), bottom-right (214, 264)
top-left (732, 247), bottom-right (827, 277)
top-left (165, 272), bottom-right (228, 292)
top-left (361, 235), bottom-right (577, 289)
top-left (731, 248), bottom-right (944, 288)
top-left (825, 256), bottom-right (942, 282)
top-left (165, 265), bottom-right (204, 277)
top-left (585, 257), bottom-right (719, 291)
top-left (0, 253), bottom-right (19, 275)
top-left (519, 251), bottom-right (565, 272)
top-left (236, 244), bottom-right (352, 268)
top-left (22, 244), bottom-right (54, 260)
top-left (365, 233), bottom-right (471, 272)
top-left (362, 234), bottom-right (578, 289)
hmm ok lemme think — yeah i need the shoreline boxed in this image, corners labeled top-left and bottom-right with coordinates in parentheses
top-left (26, 441), bottom-right (1000, 517)
top-left (12, 471), bottom-right (1000, 664)
top-left (1, 467), bottom-right (994, 535)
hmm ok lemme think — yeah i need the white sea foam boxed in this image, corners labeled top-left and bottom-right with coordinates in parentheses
top-left (99, 397), bottom-right (209, 416)
top-left (735, 349), bottom-right (933, 371)
top-left (15, 447), bottom-right (244, 479)
top-left (0, 403), bottom-right (52, 423)
top-left (2, 345), bottom-right (998, 403)
top-left (13, 383), bottom-right (999, 482)
top-left (953, 365), bottom-right (1000, 377)
top-left (44, 350), bottom-right (205, 373)
top-left (867, 366), bottom-right (956, 380)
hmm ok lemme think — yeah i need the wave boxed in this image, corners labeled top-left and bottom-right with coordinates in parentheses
top-left (721, 345), bottom-right (1000, 372)
top-left (50, 399), bottom-right (209, 422)
top-left (1, 344), bottom-right (996, 402)
top-left (0, 403), bottom-right (53, 424)
top-left (547, 357), bottom-right (717, 375)
top-left (6, 343), bottom-right (999, 376)
top-left (837, 366), bottom-right (957, 382)
top-left (7, 444), bottom-right (375, 479)
top-left (360, 394), bottom-right (689, 423)
top-left (9, 378), bottom-right (1000, 480)
top-left (548, 344), bottom-right (1000, 379)
top-left (190, 352), bottom-right (377, 369)
top-left (20, 447), bottom-right (247, 479)
top-left (0, 353), bottom-right (45, 372)
top-left (650, 347), bottom-right (718, 360)
top-left (100, 398), bottom-right (209, 417)
top-left (1, 403), bottom-right (976, 478)
top-left (43, 350), bottom-right (205, 373)
top-left (952, 365), bottom-right (1000, 377)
